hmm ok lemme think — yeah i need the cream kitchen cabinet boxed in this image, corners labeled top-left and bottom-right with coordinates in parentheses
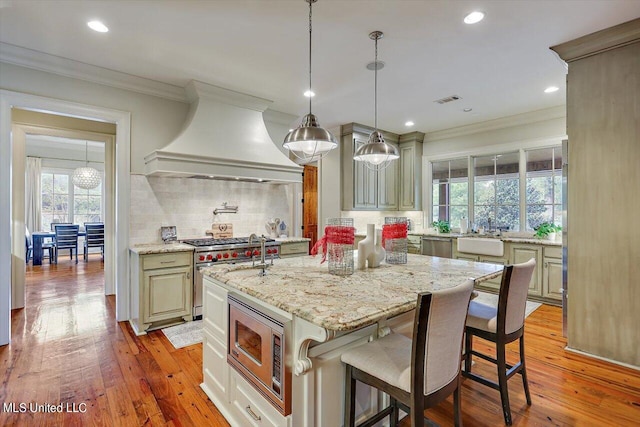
top-left (279, 240), bottom-right (309, 258)
top-left (341, 123), bottom-right (398, 210)
top-left (452, 244), bottom-right (507, 291)
top-left (341, 123), bottom-right (424, 211)
top-left (129, 250), bottom-right (193, 335)
top-left (542, 246), bottom-right (563, 301)
top-left (407, 235), bottom-right (421, 254)
top-left (510, 243), bottom-right (543, 297)
top-left (397, 132), bottom-right (424, 211)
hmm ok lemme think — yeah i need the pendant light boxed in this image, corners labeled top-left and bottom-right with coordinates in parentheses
top-left (353, 31), bottom-right (399, 170)
top-left (283, 0), bottom-right (337, 163)
top-left (72, 141), bottom-right (101, 190)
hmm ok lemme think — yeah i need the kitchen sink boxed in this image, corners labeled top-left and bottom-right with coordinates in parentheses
top-left (457, 237), bottom-right (504, 257)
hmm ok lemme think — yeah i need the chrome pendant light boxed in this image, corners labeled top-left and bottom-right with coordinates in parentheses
top-left (72, 141), bottom-right (101, 190)
top-left (353, 31), bottom-right (399, 170)
top-left (283, 0), bottom-right (337, 163)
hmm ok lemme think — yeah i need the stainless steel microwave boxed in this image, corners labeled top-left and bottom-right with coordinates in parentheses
top-left (227, 294), bottom-right (291, 416)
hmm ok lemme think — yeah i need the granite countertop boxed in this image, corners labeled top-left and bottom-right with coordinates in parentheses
top-left (357, 231), bottom-right (562, 247)
top-left (201, 254), bottom-right (502, 332)
top-left (129, 242), bottom-right (195, 254)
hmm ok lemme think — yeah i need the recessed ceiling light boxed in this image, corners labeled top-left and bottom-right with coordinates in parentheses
top-left (405, 121), bottom-right (414, 127)
top-left (464, 11), bottom-right (485, 24)
top-left (304, 90), bottom-right (315, 98)
top-left (544, 86), bottom-right (559, 93)
top-left (463, 108), bottom-right (473, 112)
top-left (87, 20), bottom-right (109, 33)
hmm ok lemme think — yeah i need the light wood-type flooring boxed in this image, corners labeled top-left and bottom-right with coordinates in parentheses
top-left (1, 257), bottom-right (639, 426)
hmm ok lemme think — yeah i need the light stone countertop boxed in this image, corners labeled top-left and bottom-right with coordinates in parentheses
top-left (357, 231), bottom-right (562, 247)
top-left (201, 254), bottom-right (503, 332)
top-left (129, 242), bottom-right (195, 254)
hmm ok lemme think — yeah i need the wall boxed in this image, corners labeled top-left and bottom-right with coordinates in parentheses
top-left (129, 175), bottom-right (295, 245)
top-left (0, 62), bottom-right (188, 173)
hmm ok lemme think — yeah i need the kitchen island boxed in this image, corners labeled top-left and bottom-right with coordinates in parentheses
top-left (200, 254), bottom-right (502, 427)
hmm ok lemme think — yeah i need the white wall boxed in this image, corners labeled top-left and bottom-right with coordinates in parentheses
top-left (0, 62), bottom-right (189, 173)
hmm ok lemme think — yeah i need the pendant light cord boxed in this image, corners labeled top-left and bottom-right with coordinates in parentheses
top-left (308, 0), bottom-right (313, 115)
top-left (374, 35), bottom-right (378, 131)
top-left (85, 141), bottom-right (89, 166)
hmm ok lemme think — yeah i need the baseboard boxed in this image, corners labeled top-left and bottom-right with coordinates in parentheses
top-left (564, 346), bottom-right (640, 371)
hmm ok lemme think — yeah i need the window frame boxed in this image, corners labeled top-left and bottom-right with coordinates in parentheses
top-left (425, 142), bottom-right (563, 232)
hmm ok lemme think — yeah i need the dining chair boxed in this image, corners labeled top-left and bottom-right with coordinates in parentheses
top-left (26, 226), bottom-right (54, 264)
top-left (52, 224), bottom-right (80, 264)
top-left (463, 258), bottom-right (536, 425)
top-left (83, 222), bottom-right (105, 261)
top-left (341, 280), bottom-right (475, 427)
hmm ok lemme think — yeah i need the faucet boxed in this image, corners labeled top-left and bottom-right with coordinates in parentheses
top-left (248, 233), bottom-right (270, 276)
top-left (487, 217), bottom-right (493, 233)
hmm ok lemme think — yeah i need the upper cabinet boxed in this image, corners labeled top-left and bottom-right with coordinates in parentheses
top-left (341, 123), bottom-right (423, 211)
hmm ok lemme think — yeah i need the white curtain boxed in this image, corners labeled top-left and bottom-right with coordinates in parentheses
top-left (25, 157), bottom-right (41, 233)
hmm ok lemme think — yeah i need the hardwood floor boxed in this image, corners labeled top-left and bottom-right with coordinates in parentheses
top-left (2, 260), bottom-right (639, 426)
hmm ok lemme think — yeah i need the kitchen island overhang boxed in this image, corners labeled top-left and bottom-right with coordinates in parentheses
top-left (199, 254), bottom-right (504, 427)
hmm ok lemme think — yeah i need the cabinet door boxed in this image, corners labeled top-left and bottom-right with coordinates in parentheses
top-left (377, 146), bottom-right (398, 209)
top-left (478, 255), bottom-right (508, 291)
top-left (143, 266), bottom-right (192, 323)
top-left (353, 137), bottom-right (377, 209)
top-left (543, 258), bottom-right (563, 301)
top-left (510, 245), bottom-right (542, 296)
top-left (399, 144), bottom-right (416, 210)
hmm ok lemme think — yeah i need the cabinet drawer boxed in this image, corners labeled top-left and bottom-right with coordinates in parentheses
top-left (203, 329), bottom-right (228, 401)
top-left (230, 370), bottom-right (289, 427)
top-left (279, 241), bottom-right (308, 256)
top-left (544, 246), bottom-right (562, 259)
top-left (143, 251), bottom-right (191, 270)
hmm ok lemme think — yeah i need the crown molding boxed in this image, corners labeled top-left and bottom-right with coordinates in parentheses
top-left (424, 105), bottom-right (566, 142)
top-left (0, 42), bottom-right (187, 103)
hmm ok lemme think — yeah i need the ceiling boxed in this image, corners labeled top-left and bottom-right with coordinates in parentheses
top-left (1, 1), bottom-right (639, 135)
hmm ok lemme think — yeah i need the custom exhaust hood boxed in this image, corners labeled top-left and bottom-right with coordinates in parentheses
top-left (144, 81), bottom-right (303, 183)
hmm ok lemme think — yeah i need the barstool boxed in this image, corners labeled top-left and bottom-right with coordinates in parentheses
top-left (341, 280), bottom-right (475, 427)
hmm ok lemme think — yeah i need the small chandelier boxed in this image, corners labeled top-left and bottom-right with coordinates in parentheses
top-left (354, 31), bottom-right (399, 171)
top-left (72, 141), bottom-right (101, 190)
top-left (283, 0), bottom-right (337, 163)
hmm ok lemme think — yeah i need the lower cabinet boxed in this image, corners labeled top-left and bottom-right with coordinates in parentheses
top-left (510, 244), bottom-right (543, 296)
top-left (407, 235), bottom-right (421, 254)
top-left (129, 250), bottom-right (193, 335)
top-left (542, 246), bottom-right (563, 301)
top-left (230, 370), bottom-right (290, 427)
top-left (279, 241), bottom-right (309, 258)
top-left (452, 246), bottom-right (507, 291)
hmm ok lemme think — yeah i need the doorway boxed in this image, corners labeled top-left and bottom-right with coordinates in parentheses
top-left (0, 90), bottom-right (131, 346)
top-left (303, 165), bottom-right (318, 249)
top-left (12, 117), bottom-right (114, 311)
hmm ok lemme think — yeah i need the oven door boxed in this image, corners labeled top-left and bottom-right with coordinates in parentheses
top-left (228, 296), bottom-right (277, 389)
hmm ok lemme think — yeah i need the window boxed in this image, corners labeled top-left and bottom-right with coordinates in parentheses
top-left (428, 145), bottom-right (562, 232)
top-left (473, 152), bottom-right (520, 231)
top-left (525, 147), bottom-right (562, 230)
top-left (74, 183), bottom-right (102, 225)
top-left (431, 158), bottom-right (468, 227)
top-left (41, 171), bottom-right (70, 231)
top-left (41, 168), bottom-right (103, 230)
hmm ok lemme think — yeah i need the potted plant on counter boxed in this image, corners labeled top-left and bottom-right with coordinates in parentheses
top-left (534, 222), bottom-right (562, 240)
top-left (432, 220), bottom-right (451, 234)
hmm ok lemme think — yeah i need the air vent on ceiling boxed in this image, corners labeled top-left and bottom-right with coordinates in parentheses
top-left (434, 95), bottom-right (462, 104)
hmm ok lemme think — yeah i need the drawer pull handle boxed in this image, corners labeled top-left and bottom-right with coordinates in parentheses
top-left (160, 260), bottom-right (176, 264)
top-left (245, 405), bottom-right (261, 421)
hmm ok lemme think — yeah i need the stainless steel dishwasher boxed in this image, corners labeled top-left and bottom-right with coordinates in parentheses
top-left (421, 236), bottom-right (453, 258)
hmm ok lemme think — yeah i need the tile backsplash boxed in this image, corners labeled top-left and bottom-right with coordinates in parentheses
top-left (130, 175), bottom-right (296, 245)
top-left (341, 211), bottom-right (425, 234)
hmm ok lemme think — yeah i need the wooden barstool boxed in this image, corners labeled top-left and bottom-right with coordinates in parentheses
top-left (341, 280), bottom-right (475, 427)
top-left (463, 258), bottom-right (536, 425)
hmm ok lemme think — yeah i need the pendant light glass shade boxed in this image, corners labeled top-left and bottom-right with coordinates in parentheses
top-left (72, 141), bottom-right (101, 190)
top-left (353, 31), bottom-right (399, 171)
top-left (283, 0), bottom-right (337, 163)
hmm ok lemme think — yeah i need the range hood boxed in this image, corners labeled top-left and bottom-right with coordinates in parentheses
top-left (144, 80), bottom-right (303, 183)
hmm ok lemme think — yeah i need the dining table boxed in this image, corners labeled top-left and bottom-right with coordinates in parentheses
top-left (31, 230), bottom-right (87, 265)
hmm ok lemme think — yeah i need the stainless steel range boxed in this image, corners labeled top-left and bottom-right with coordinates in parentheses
top-left (182, 237), bottom-right (281, 319)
